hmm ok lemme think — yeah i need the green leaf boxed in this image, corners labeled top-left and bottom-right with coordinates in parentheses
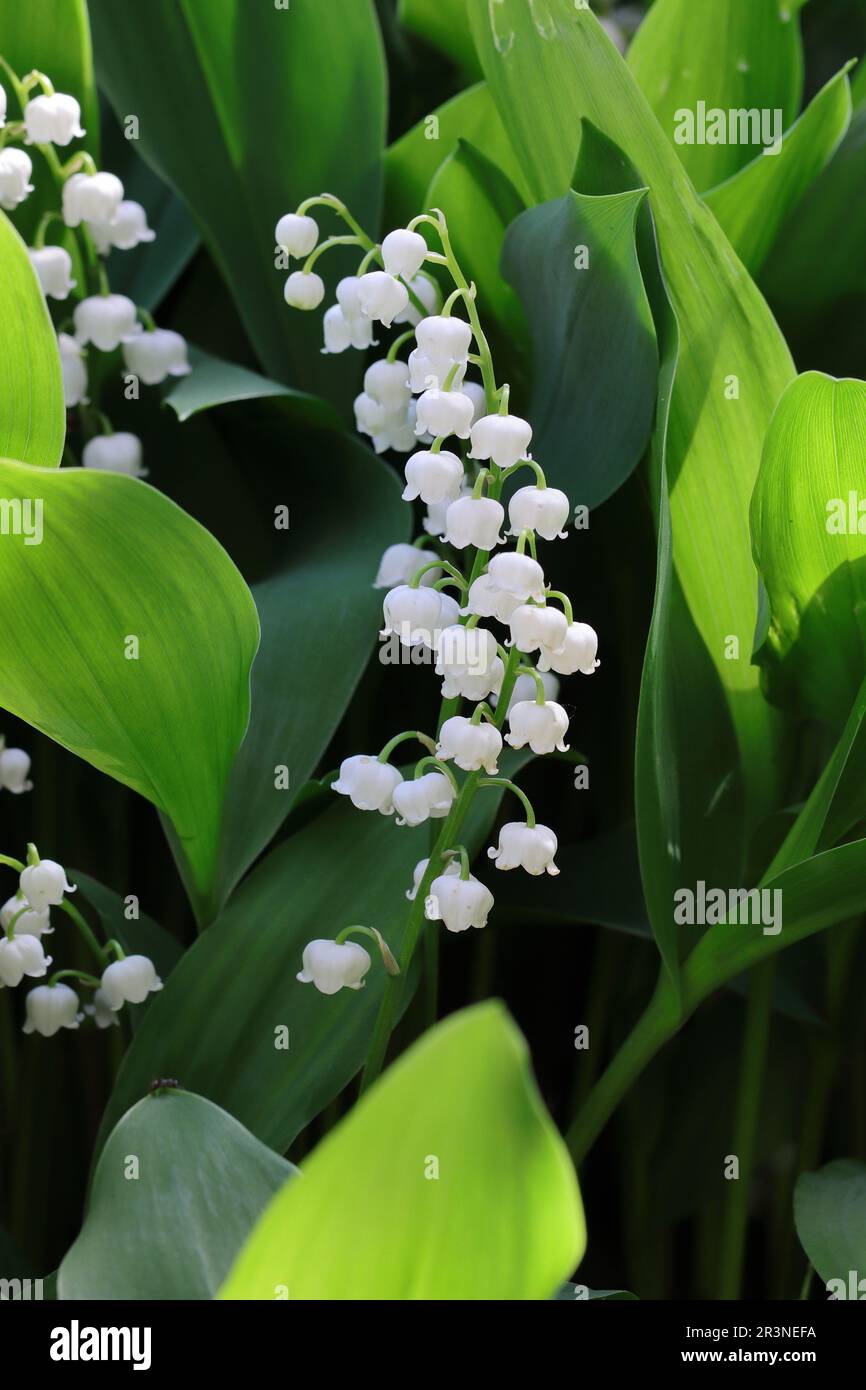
top-left (751, 372), bottom-right (866, 727)
top-left (165, 347), bottom-right (337, 429)
top-left (0, 459), bottom-right (259, 903)
top-left (0, 214), bottom-right (65, 468)
top-left (627, 0), bottom-right (803, 191)
top-left (705, 67), bottom-right (853, 275)
top-left (794, 1159), bottom-right (866, 1291)
top-left (468, 0), bottom-right (794, 827)
top-left (501, 188), bottom-right (657, 505)
top-left (73, 869), bottom-right (184, 982)
top-left (220, 1003), bottom-right (584, 1300)
top-left (397, 0), bottom-right (481, 78)
top-left (58, 1089), bottom-right (296, 1300)
top-left (88, 0), bottom-right (386, 403)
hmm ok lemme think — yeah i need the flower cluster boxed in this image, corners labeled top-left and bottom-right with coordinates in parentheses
top-left (0, 843), bottom-right (162, 1037)
top-left (0, 64), bottom-right (192, 478)
top-left (278, 196), bottom-right (599, 995)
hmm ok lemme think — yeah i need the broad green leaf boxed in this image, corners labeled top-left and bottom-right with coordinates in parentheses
top-left (0, 213), bottom-right (65, 468)
top-left (627, 0), bottom-right (803, 191)
top-left (398, 0), bottom-right (480, 78)
top-left (0, 459), bottom-right (259, 902)
top-left (751, 372), bottom-right (866, 727)
top-left (501, 188), bottom-right (657, 506)
top-left (497, 823), bottom-right (650, 939)
top-left (58, 1090), bottom-right (296, 1300)
top-left (73, 869), bottom-right (184, 982)
top-left (166, 347), bottom-right (337, 430)
top-left (705, 67), bottom-right (853, 275)
top-left (220, 1003), bottom-right (584, 1301)
top-left (468, 0), bottom-right (793, 826)
top-left (794, 1160), bottom-right (866, 1291)
top-left (88, 0), bottom-right (386, 404)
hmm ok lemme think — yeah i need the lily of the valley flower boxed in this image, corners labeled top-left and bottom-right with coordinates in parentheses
top-left (364, 359), bottom-right (411, 410)
top-left (492, 670), bottom-right (560, 716)
top-left (408, 347), bottom-right (464, 392)
top-left (381, 227), bottom-right (428, 279)
top-left (100, 954), bottom-right (163, 1009)
top-left (505, 699), bottom-right (570, 755)
top-left (488, 821), bottom-right (560, 876)
top-left (23, 93), bottom-right (84, 146)
top-left (394, 272), bottom-right (440, 327)
top-left (442, 495), bottom-right (505, 550)
top-left (87, 200), bottom-right (156, 254)
top-left (486, 551), bottom-right (545, 602)
top-left (121, 329), bottom-right (192, 385)
top-left (275, 211), bottom-right (319, 258)
top-left (20, 859), bottom-right (75, 912)
top-left (82, 432), bottom-right (146, 478)
top-left (0, 746), bottom-right (33, 794)
top-left (537, 621), bottom-right (600, 676)
top-left (415, 316), bottom-right (473, 377)
top-left (415, 387), bottom-right (475, 440)
top-left (62, 170), bottom-right (124, 227)
top-left (402, 448), bottom-right (464, 505)
top-left (469, 413), bottom-right (533, 469)
top-left (508, 485), bottom-right (571, 541)
top-left (58, 333), bottom-right (88, 406)
top-left (0, 934), bottom-right (51, 986)
top-left (406, 856), bottom-right (459, 901)
top-left (323, 304), bottom-right (375, 354)
top-left (381, 584), bottom-right (457, 648)
top-left (85, 988), bottom-right (120, 1029)
top-left (374, 542), bottom-right (439, 589)
top-left (0, 895), bottom-right (50, 938)
top-left (440, 655), bottom-right (504, 702)
top-left (28, 245), bottom-right (76, 300)
top-left (332, 754), bottom-right (403, 814)
top-left (0, 148), bottom-right (34, 209)
top-left (284, 269), bottom-right (325, 309)
top-left (425, 873), bottom-right (494, 933)
top-left (461, 573), bottom-right (521, 623)
top-left (393, 771), bottom-right (455, 827)
top-left (357, 270), bottom-right (409, 327)
top-left (22, 982), bottom-right (83, 1036)
top-left (508, 603), bottom-right (568, 655)
top-left (74, 293), bottom-right (140, 352)
top-left (436, 715), bottom-right (502, 774)
top-left (296, 938), bottom-right (371, 995)
top-left (435, 624), bottom-right (499, 682)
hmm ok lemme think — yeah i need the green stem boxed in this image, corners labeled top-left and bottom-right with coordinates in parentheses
top-left (57, 898), bottom-right (108, 968)
top-left (478, 777), bottom-right (536, 827)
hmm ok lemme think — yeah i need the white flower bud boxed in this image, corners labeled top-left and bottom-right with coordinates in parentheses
top-left (58, 332), bottom-right (88, 406)
top-left (415, 388), bottom-right (475, 440)
top-left (20, 859), bottom-right (75, 911)
top-left (121, 329), bottom-right (192, 385)
top-left (537, 621), bottom-right (600, 676)
top-left (284, 270), bottom-right (324, 309)
top-left (0, 895), bottom-right (50, 939)
top-left (28, 245), bottom-right (76, 300)
top-left (24, 93), bottom-right (84, 146)
top-left (402, 449), bottom-right (463, 505)
top-left (22, 983), bottom-right (83, 1036)
top-left (508, 485), bottom-right (570, 541)
top-left (407, 347), bottom-right (465, 393)
top-left (0, 933), bottom-right (51, 987)
top-left (0, 746), bottom-right (33, 793)
top-left (332, 754), bottom-right (403, 814)
top-left (73, 293), bottom-right (140, 352)
top-left (415, 316), bottom-right (473, 371)
top-left (436, 716), bottom-right (502, 774)
top-left (357, 270), bottom-right (409, 326)
top-left (393, 772), bottom-right (455, 827)
top-left (425, 874), bottom-right (494, 932)
top-left (0, 148), bottom-right (34, 209)
top-left (374, 543), bottom-right (439, 589)
top-left (505, 699), bottom-right (570, 755)
top-left (87, 200), bottom-right (156, 254)
top-left (488, 822), bottom-right (560, 875)
top-left (442, 495), bottom-right (504, 549)
top-left (275, 212), bottom-right (319, 258)
top-left (364, 359), bottom-right (411, 409)
top-left (508, 604), bottom-right (568, 655)
top-left (461, 573), bottom-right (521, 623)
top-left (381, 228), bottom-right (428, 279)
top-left (440, 655), bottom-right (504, 702)
top-left (486, 551), bottom-right (545, 602)
top-left (62, 171), bottom-right (123, 227)
top-left (492, 670), bottom-right (560, 715)
top-left (406, 856), bottom-right (459, 901)
top-left (469, 413), bottom-right (533, 469)
top-left (394, 272), bottom-right (441, 327)
top-left (100, 954), bottom-right (163, 1009)
top-left (297, 939), bottom-right (370, 995)
top-left (82, 432), bottom-right (146, 478)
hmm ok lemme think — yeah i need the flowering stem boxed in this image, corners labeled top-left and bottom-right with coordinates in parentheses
top-left (336, 924), bottom-right (400, 975)
top-left (57, 898), bottom-right (108, 968)
top-left (478, 778), bottom-right (536, 827)
top-left (0, 854), bottom-right (25, 874)
top-left (413, 756), bottom-right (459, 792)
top-left (387, 329), bottom-right (415, 363)
top-left (297, 193), bottom-right (376, 250)
top-left (444, 844), bottom-right (472, 879)
top-left (377, 730), bottom-right (436, 762)
top-left (4, 904), bottom-right (31, 940)
top-left (502, 458), bottom-right (547, 488)
top-left (48, 968), bottom-right (100, 989)
top-left (516, 665), bottom-right (548, 704)
top-left (409, 558), bottom-right (462, 589)
top-left (546, 589), bottom-right (574, 624)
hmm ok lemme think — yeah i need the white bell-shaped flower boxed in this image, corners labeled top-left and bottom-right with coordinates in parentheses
top-left (505, 699), bottom-right (570, 755)
top-left (508, 485), bottom-right (570, 541)
top-left (364, 359), bottom-right (411, 410)
top-left (407, 347), bottom-right (465, 393)
top-left (0, 148), bottom-right (34, 209)
top-left (353, 391), bottom-right (387, 437)
top-left (85, 988), bottom-right (120, 1029)
top-left (357, 270), bottom-right (409, 326)
top-left (394, 272), bottom-right (441, 327)
top-left (488, 822), bottom-right (560, 876)
top-left (275, 212), bottom-right (319, 258)
top-left (332, 754), bottom-right (403, 814)
top-left (406, 856), bottom-right (459, 901)
top-left (23, 93), bottom-right (84, 146)
top-left (442, 495), bottom-right (504, 550)
top-left (374, 542), bottom-right (438, 589)
top-left (415, 316), bottom-right (473, 373)
top-left (436, 716), bottom-right (502, 774)
top-left (0, 933), bottom-right (51, 987)
top-left (423, 485), bottom-right (469, 538)
top-left (0, 746), bottom-right (33, 793)
top-left (415, 388), bottom-right (474, 440)
top-left (82, 432), bottom-right (146, 478)
top-left (508, 604), bottom-right (568, 655)
top-left (20, 859), bottom-right (75, 912)
top-left (88, 200), bottom-right (156, 254)
top-left (100, 954), bottom-right (163, 1009)
top-left (435, 624), bottom-right (499, 683)
top-left (297, 939), bottom-right (370, 995)
top-left (393, 772), bottom-right (456, 827)
top-left (381, 583), bottom-right (445, 647)
top-left (0, 895), bottom-right (50, 939)
top-left (537, 621), bottom-right (600, 676)
top-left (22, 982), bottom-right (83, 1036)
top-left (462, 381), bottom-right (487, 425)
top-left (62, 171), bottom-right (123, 227)
top-left (440, 655), bottom-right (504, 702)
top-left (425, 873), bottom-right (494, 933)
top-left (322, 305), bottom-right (352, 354)
top-left (402, 449), bottom-right (464, 505)
top-left (492, 669), bottom-right (560, 715)
top-left (284, 270), bottom-right (325, 310)
top-left (74, 293), bottom-right (140, 352)
top-left (382, 228), bottom-right (428, 279)
top-left (371, 399), bottom-right (422, 455)
top-left (469, 413), bottom-right (533, 469)
top-left (58, 332), bottom-right (88, 407)
top-left (122, 329), bottom-right (192, 385)
top-left (461, 573), bottom-right (521, 623)
top-left (486, 551), bottom-right (545, 602)
top-left (28, 245), bottom-right (76, 300)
